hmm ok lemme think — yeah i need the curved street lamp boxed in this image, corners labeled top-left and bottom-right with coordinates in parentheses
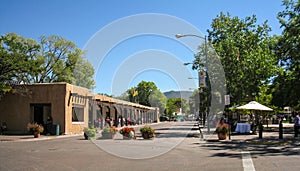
top-left (175, 34), bottom-right (206, 40)
top-left (176, 33), bottom-right (209, 132)
top-left (176, 33), bottom-right (207, 71)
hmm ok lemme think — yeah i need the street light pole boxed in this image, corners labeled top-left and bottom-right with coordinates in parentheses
top-left (187, 76), bottom-right (201, 123)
top-left (176, 33), bottom-right (209, 132)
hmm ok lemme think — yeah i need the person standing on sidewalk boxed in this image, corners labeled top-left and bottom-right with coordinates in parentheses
top-left (294, 113), bottom-right (300, 137)
top-left (45, 116), bottom-right (53, 135)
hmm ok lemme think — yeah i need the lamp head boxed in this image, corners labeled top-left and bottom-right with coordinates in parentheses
top-left (175, 34), bottom-right (184, 38)
top-left (183, 62), bottom-right (192, 66)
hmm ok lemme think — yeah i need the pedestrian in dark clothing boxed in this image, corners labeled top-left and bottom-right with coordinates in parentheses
top-left (105, 117), bottom-right (111, 127)
top-left (46, 116), bottom-right (53, 135)
top-left (294, 114), bottom-right (300, 137)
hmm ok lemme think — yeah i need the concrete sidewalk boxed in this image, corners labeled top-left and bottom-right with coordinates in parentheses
top-left (0, 122), bottom-right (160, 142)
top-left (0, 134), bottom-right (83, 142)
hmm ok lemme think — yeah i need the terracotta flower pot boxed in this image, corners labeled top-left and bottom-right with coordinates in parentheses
top-left (34, 132), bottom-right (40, 138)
top-left (217, 133), bottom-right (227, 140)
top-left (122, 131), bottom-right (135, 140)
top-left (142, 133), bottom-right (154, 139)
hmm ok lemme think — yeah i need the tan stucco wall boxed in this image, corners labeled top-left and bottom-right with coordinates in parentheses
top-left (0, 83), bottom-right (67, 134)
top-left (0, 83), bottom-right (91, 134)
top-left (65, 84), bottom-right (90, 134)
top-left (0, 82), bottom-right (158, 135)
top-left (0, 88), bottom-right (31, 134)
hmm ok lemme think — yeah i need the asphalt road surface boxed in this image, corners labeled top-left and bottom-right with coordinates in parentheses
top-left (0, 121), bottom-right (299, 171)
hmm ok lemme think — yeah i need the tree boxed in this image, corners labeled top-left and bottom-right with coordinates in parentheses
top-left (0, 33), bottom-right (95, 95)
top-left (32, 35), bottom-right (82, 84)
top-left (206, 13), bottom-right (279, 104)
top-left (127, 81), bottom-right (167, 112)
top-left (189, 89), bottom-right (199, 115)
top-left (149, 89), bottom-right (167, 114)
top-left (165, 98), bottom-right (189, 118)
top-left (0, 33), bottom-right (40, 98)
top-left (272, 0), bottom-right (300, 108)
top-left (117, 92), bottom-right (130, 102)
top-left (128, 81), bottom-right (158, 106)
top-left (72, 56), bottom-right (95, 89)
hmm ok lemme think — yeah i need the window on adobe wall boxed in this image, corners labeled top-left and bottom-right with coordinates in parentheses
top-left (72, 105), bottom-right (84, 123)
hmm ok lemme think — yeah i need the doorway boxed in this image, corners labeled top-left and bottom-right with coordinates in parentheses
top-left (30, 104), bottom-right (51, 125)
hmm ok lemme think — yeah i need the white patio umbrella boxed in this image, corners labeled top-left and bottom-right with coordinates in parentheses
top-left (236, 101), bottom-right (273, 111)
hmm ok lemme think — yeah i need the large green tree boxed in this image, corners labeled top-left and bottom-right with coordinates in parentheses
top-left (206, 13), bottom-right (279, 104)
top-left (0, 33), bottom-right (95, 98)
top-left (128, 81), bottom-right (158, 106)
top-left (31, 36), bottom-right (94, 85)
top-left (272, 0), bottom-right (300, 108)
top-left (165, 98), bottom-right (189, 118)
top-left (127, 81), bottom-right (167, 112)
top-left (149, 89), bottom-right (167, 114)
top-left (72, 56), bottom-right (95, 89)
top-left (0, 33), bottom-right (41, 98)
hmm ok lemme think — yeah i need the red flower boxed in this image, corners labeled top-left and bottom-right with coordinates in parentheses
top-left (119, 127), bottom-right (135, 135)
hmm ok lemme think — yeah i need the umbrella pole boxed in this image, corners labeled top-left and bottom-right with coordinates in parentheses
top-left (259, 113), bottom-right (263, 139)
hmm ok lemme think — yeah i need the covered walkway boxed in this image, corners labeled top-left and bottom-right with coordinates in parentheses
top-left (88, 94), bottom-right (159, 128)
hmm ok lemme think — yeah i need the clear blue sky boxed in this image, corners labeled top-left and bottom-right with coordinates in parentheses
top-left (0, 0), bottom-right (285, 96)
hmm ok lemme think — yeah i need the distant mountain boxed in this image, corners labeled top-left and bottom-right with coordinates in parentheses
top-left (163, 90), bottom-right (193, 102)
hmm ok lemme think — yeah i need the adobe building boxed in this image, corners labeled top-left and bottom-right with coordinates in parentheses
top-left (0, 83), bottom-right (159, 135)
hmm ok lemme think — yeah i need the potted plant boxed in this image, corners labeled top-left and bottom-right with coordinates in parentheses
top-left (119, 127), bottom-right (136, 139)
top-left (216, 118), bottom-right (229, 140)
top-left (27, 123), bottom-right (44, 138)
top-left (101, 126), bottom-right (118, 139)
top-left (83, 126), bottom-right (97, 140)
top-left (140, 126), bottom-right (155, 139)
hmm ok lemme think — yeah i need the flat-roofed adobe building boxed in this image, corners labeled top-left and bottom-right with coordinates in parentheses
top-left (0, 83), bottom-right (159, 135)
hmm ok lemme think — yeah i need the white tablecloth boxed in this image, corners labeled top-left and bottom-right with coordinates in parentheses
top-left (235, 123), bottom-right (251, 133)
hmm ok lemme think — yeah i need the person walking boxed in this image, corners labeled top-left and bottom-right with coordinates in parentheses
top-left (45, 116), bottom-right (53, 135)
top-left (294, 113), bottom-right (300, 137)
top-left (105, 116), bottom-right (111, 127)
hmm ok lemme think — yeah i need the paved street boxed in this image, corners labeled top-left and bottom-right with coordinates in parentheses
top-left (1, 121), bottom-right (300, 171)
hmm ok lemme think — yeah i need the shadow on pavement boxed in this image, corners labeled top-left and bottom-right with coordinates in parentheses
top-left (196, 134), bottom-right (300, 158)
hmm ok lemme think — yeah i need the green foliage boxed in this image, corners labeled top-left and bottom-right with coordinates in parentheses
top-left (188, 90), bottom-right (199, 115)
top-left (149, 89), bottom-right (167, 114)
top-left (140, 126), bottom-right (155, 135)
top-left (207, 13), bottom-right (279, 104)
top-left (84, 127), bottom-right (97, 140)
top-left (127, 81), bottom-right (166, 112)
top-left (101, 126), bottom-right (118, 135)
top-left (165, 98), bottom-right (179, 117)
top-left (27, 123), bottom-right (44, 134)
top-left (35, 35), bottom-right (83, 84)
top-left (134, 81), bottom-right (157, 106)
top-left (0, 33), bottom-right (95, 98)
top-left (0, 33), bottom-right (40, 98)
top-left (72, 56), bottom-right (95, 89)
top-left (116, 92), bottom-right (129, 101)
top-left (140, 126), bottom-right (155, 139)
top-left (272, 0), bottom-right (300, 108)
top-left (165, 98), bottom-right (189, 118)
top-left (188, 87), bottom-right (211, 117)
